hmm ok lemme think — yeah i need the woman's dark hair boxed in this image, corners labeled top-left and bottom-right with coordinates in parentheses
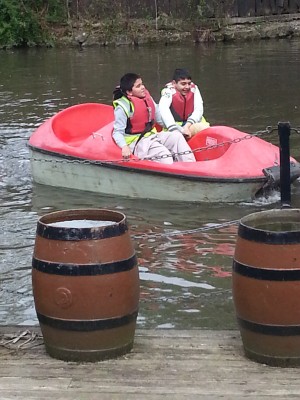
top-left (112, 86), bottom-right (123, 100)
top-left (172, 68), bottom-right (192, 82)
top-left (113, 73), bottom-right (141, 100)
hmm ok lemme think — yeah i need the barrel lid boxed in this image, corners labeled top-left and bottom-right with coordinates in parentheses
top-left (36, 209), bottom-right (128, 240)
top-left (239, 208), bottom-right (300, 244)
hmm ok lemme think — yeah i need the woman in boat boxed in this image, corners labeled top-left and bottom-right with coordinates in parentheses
top-left (159, 68), bottom-right (210, 138)
top-left (112, 73), bottom-right (195, 164)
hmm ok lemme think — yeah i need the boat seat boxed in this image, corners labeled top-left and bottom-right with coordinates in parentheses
top-left (52, 103), bottom-right (114, 146)
top-left (188, 131), bottom-right (231, 161)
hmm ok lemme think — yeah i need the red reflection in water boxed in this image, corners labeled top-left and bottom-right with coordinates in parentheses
top-left (210, 266), bottom-right (232, 278)
top-left (134, 222), bottom-right (237, 279)
top-left (213, 242), bottom-right (235, 256)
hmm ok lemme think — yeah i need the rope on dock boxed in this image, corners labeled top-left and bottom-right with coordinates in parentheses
top-left (0, 329), bottom-right (43, 350)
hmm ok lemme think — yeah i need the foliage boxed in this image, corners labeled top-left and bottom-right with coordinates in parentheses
top-left (0, 0), bottom-right (67, 49)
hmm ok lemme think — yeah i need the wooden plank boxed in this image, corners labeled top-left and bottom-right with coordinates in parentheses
top-left (256, 0), bottom-right (273, 15)
top-left (1, 327), bottom-right (300, 398)
top-left (290, 0), bottom-right (300, 12)
top-left (224, 12), bottom-right (300, 24)
top-left (225, 0), bottom-right (239, 17)
top-left (237, 0), bottom-right (256, 16)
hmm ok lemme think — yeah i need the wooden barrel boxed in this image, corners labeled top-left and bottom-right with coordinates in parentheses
top-left (32, 209), bottom-right (139, 362)
top-left (232, 208), bottom-right (300, 366)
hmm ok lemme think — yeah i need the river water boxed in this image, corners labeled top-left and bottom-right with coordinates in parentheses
top-left (1, 40), bottom-right (300, 329)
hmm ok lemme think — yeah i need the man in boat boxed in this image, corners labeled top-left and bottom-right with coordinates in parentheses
top-left (159, 68), bottom-right (210, 138)
top-left (112, 73), bottom-right (196, 164)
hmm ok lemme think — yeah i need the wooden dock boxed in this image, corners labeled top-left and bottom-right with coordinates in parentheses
top-left (1, 327), bottom-right (300, 399)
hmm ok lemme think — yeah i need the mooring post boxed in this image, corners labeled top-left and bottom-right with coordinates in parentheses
top-left (278, 122), bottom-right (291, 208)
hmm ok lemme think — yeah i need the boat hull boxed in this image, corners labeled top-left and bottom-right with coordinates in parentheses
top-left (29, 148), bottom-right (264, 203)
top-left (28, 103), bottom-right (299, 203)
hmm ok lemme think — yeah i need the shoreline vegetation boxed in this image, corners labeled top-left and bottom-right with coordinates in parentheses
top-left (66, 13), bottom-right (300, 48)
top-left (1, 0), bottom-right (300, 50)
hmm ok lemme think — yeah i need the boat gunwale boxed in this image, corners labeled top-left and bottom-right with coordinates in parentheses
top-left (28, 144), bottom-right (266, 184)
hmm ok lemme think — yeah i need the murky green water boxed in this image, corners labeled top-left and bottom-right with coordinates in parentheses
top-left (1, 40), bottom-right (300, 329)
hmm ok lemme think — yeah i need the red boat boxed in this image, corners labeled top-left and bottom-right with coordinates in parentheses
top-left (28, 103), bottom-right (299, 203)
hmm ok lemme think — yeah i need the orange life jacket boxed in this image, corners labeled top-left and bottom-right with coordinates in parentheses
top-left (165, 82), bottom-right (196, 122)
top-left (120, 90), bottom-right (156, 134)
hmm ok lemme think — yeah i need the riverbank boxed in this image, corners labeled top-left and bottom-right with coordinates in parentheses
top-left (55, 13), bottom-right (300, 48)
top-left (1, 326), bottom-right (300, 398)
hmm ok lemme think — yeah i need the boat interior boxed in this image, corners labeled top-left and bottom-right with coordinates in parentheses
top-left (188, 133), bottom-right (231, 162)
top-left (50, 103), bottom-right (232, 161)
top-left (52, 103), bottom-right (114, 146)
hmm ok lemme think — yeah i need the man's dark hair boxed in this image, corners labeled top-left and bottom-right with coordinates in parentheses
top-left (172, 68), bottom-right (192, 82)
top-left (120, 73), bottom-right (141, 94)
